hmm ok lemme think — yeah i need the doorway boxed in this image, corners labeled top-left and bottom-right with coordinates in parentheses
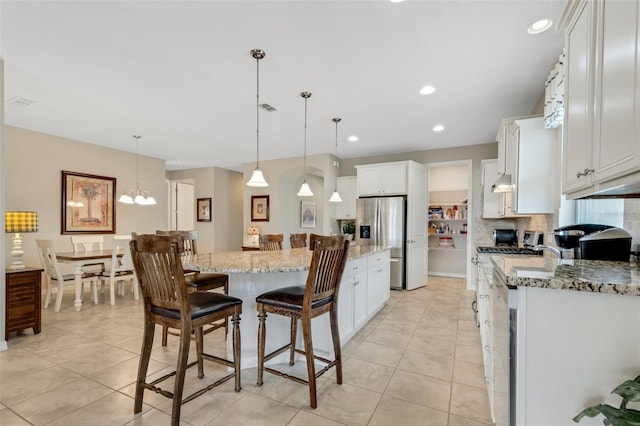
top-left (168, 180), bottom-right (195, 231)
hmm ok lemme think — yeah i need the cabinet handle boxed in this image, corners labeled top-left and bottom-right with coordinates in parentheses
top-left (485, 376), bottom-right (490, 384)
top-left (377, 269), bottom-right (382, 273)
top-left (484, 345), bottom-right (491, 352)
top-left (577, 168), bottom-right (595, 178)
top-left (484, 320), bottom-right (490, 325)
top-left (354, 281), bottom-right (359, 286)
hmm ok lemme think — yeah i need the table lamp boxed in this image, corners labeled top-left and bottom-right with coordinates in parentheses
top-left (5, 211), bottom-right (38, 270)
top-left (247, 226), bottom-right (260, 247)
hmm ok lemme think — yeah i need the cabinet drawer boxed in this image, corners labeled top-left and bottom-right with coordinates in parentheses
top-left (367, 251), bottom-right (390, 269)
top-left (344, 258), bottom-right (367, 277)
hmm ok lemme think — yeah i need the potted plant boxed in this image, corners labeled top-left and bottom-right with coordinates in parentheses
top-left (574, 375), bottom-right (640, 424)
top-left (342, 222), bottom-right (356, 240)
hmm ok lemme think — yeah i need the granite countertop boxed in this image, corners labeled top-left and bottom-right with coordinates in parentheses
top-left (486, 254), bottom-right (640, 296)
top-left (184, 245), bottom-right (390, 274)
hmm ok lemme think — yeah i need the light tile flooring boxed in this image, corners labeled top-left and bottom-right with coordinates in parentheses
top-left (0, 276), bottom-right (491, 426)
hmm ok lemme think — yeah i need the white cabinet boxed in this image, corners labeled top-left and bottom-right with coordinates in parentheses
top-left (356, 163), bottom-right (408, 196)
top-left (492, 116), bottom-right (556, 215)
top-left (476, 254), bottom-right (496, 424)
top-left (335, 176), bottom-right (357, 219)
top-left (337, 250), bottom-right (390, 343)
top-left (561, 0), bottom-right (640, 198)
top-left (508, 117), bottom-right (556, 214)
top-left (481, 160), bottom-right (505, 218)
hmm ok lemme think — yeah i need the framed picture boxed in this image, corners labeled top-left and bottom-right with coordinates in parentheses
top-left (251, 195), bottom-right (270, 222)
top-left (197, 198), bottom-right (212, 222)
top-left (301, 201), bottom-right (316, 228)
top-left (61, 170), bottom-right (116, 234)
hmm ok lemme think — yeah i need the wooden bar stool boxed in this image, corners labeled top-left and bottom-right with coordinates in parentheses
top-left (130, 234), bottom-right (242, 426)
top-left (256, 234), bottom-right (349, 408)
top-left (290, 233), bottom-right (307, 249)
top-left (156, 230), bottom-right (229, 345)
top-left (259, 234), bottom-right (284, 251)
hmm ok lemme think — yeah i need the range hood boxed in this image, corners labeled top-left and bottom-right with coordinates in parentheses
top-left (491, 174), bottom-right (513, 193)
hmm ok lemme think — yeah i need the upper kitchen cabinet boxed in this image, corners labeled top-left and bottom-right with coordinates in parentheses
top-left (356, 162), bottom-right (408, 196)
top-left (492, 116), bottom-right (557, 215)
top-left (560, 0), bottom-right (640, 198)
top-left (335, 176), bottom-right (357, 219)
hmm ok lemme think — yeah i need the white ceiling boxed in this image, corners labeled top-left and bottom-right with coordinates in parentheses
top-left (2, 0), bottom-right (566, 172)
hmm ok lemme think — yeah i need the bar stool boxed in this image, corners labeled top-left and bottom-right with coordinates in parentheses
top-left (259, 234), bottom-right (284, 251)
top-left (256, 234), bottom-right (349, 408)
top-left (156, 230), bottom-right (229, 345)
top-left (290, 233), bottom-right (307, 249)
top-left (130, 234), bottom-right (242, 426)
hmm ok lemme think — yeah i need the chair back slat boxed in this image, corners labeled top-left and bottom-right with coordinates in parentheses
top-left (259, 234), bottom-right (283, 251)
top-left (290, 233), bottom-right (307, 249)
top-left (36, 239), bottom-right (65, 281)
top-left (156, 230), bottom-right (198, 255)
top-left (131, 234), bottom-right (189, 312)
top-left (71, 235), bottom-right (104, 252)
top-left (304, 235), bottom-right (349, 306)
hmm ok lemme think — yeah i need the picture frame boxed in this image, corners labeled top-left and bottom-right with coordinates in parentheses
top-left (197, 198), bottom-right (212, 222)
top-left (301, 201), bottom-right (316, 228)
top-left (251, 195), bottom-right (270, 222)
top-left (61, 170), bottom-right (116, 234)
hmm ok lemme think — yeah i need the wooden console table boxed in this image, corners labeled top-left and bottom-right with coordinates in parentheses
top-left (5, 267), bottom-right (43, 337)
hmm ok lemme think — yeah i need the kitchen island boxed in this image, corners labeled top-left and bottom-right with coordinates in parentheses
top-left (184, 245), bottom-right (391, 368)
top-left (480, 254), bottom-right (640, 426)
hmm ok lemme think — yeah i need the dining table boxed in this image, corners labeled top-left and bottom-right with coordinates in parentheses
top-left (56, 249), bottom-right (121, 311)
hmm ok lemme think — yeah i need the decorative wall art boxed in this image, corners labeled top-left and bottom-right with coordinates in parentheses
top-left (197, 198), bottom-right (212, 222)
top-left (301, 201), bottom-right (316, 228)
top-left (251, 195), bottom-right (270, 222)
top-left (61, 170), bottom-right (116, 234)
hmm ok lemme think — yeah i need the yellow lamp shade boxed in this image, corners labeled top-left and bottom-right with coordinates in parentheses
top-left (5, 211), bottom-right (38, 233)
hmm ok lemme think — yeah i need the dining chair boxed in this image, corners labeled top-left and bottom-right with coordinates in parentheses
top-left (259, 234), bottom-right (284, 251)
top-left (36, 239), bottom-right (99, 312)
top-left (101, 234), bottom-right (138, 305)
top-left (130, 234), bottom-right (242, 426)
top-left (256, 234), bottom-right (350, 408)
top-left (289, 233), bottom-right (307, 249)
top-left (70, 235), bottom-right (107, 292)
top-left (309, 233), bottom-right (321, 251)
top-left (155, 230), bottom-right (229, 346)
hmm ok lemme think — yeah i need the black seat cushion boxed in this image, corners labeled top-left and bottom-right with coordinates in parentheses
top-left (256, 286), bottom-right (332, 311)
top-left (186, 272), bottom-right (228, 290)
top-left (151, 292), bottom-right (242, 320)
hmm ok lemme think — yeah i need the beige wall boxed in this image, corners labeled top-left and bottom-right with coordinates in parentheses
top-left (243, 153), bottom-right (339, 246)
top-left (4, 126), bottom-right (168, 268)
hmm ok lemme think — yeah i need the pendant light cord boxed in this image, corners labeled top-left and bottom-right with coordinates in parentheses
top-left (303, 95), bottom-right (308, 180)
top-left (256, 55), bottom-right (260, 169)
top-left (134, 135), bottom-right (141, 192)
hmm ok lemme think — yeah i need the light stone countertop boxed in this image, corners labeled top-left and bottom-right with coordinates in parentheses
top-left (487, 254), bottom-right (640, 296)
top-left (184, 245), bottom-right (390, 274)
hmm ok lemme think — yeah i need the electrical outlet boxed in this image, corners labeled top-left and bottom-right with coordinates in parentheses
top-left (547, 233), bottom-right (554, 243)
top-left (247, 281), bottom-right (256, 296)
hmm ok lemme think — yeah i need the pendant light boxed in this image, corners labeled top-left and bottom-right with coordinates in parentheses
top-left (247, 49), bottom-right (269, 187)
top-left (118, 135), bottom-right (156, 205)
top-left (297, 91), bottom-right (314, 196)
top-left (329, 117), bottom-right (343, 202)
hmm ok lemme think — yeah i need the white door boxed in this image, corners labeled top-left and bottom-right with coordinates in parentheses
top-left (406, 162), bottom-right (427, 290)
top-left (169, 181), bottom-right (195, 231)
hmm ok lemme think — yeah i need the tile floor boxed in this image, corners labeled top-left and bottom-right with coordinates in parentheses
top-left (0, 276), bottom-right (491, 426)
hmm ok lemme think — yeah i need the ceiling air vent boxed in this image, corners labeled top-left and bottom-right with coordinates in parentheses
top-left (260, 103), bottom-right (276, 112)
top-left (7, 96), bottom-right (36, 107)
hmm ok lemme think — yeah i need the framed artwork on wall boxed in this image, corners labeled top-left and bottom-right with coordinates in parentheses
top-left (61, 170), bottom-right (116, 234)
top-left (301, 201), bottom-right (316, 228)
top-left (251, 195), bottom-right (270, 222)
top-left (197, 197), bottom-right (212, 222)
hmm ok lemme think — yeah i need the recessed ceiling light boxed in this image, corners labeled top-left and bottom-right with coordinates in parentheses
top-left (432, 125), bottom-right (445, 132)
top-left (348, 135), bottom-right (359, 143)
top-left (419, 85), bottom-right (436, 95)
top-left (389, 0), bottom-right (405, 3)
top-left (528, 19), bottom-right (552, 34)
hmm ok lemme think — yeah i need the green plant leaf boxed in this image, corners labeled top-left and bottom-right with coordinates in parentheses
top-left (574, 404), bottom-right (605, 422)
top-left (600, 405), bottom-right (640, 426)
top-left (612, 380), bottom-right (640, 402)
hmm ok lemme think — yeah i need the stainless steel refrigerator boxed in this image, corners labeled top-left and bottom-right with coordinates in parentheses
top-left (356, 196), bottom-right (406, 290)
